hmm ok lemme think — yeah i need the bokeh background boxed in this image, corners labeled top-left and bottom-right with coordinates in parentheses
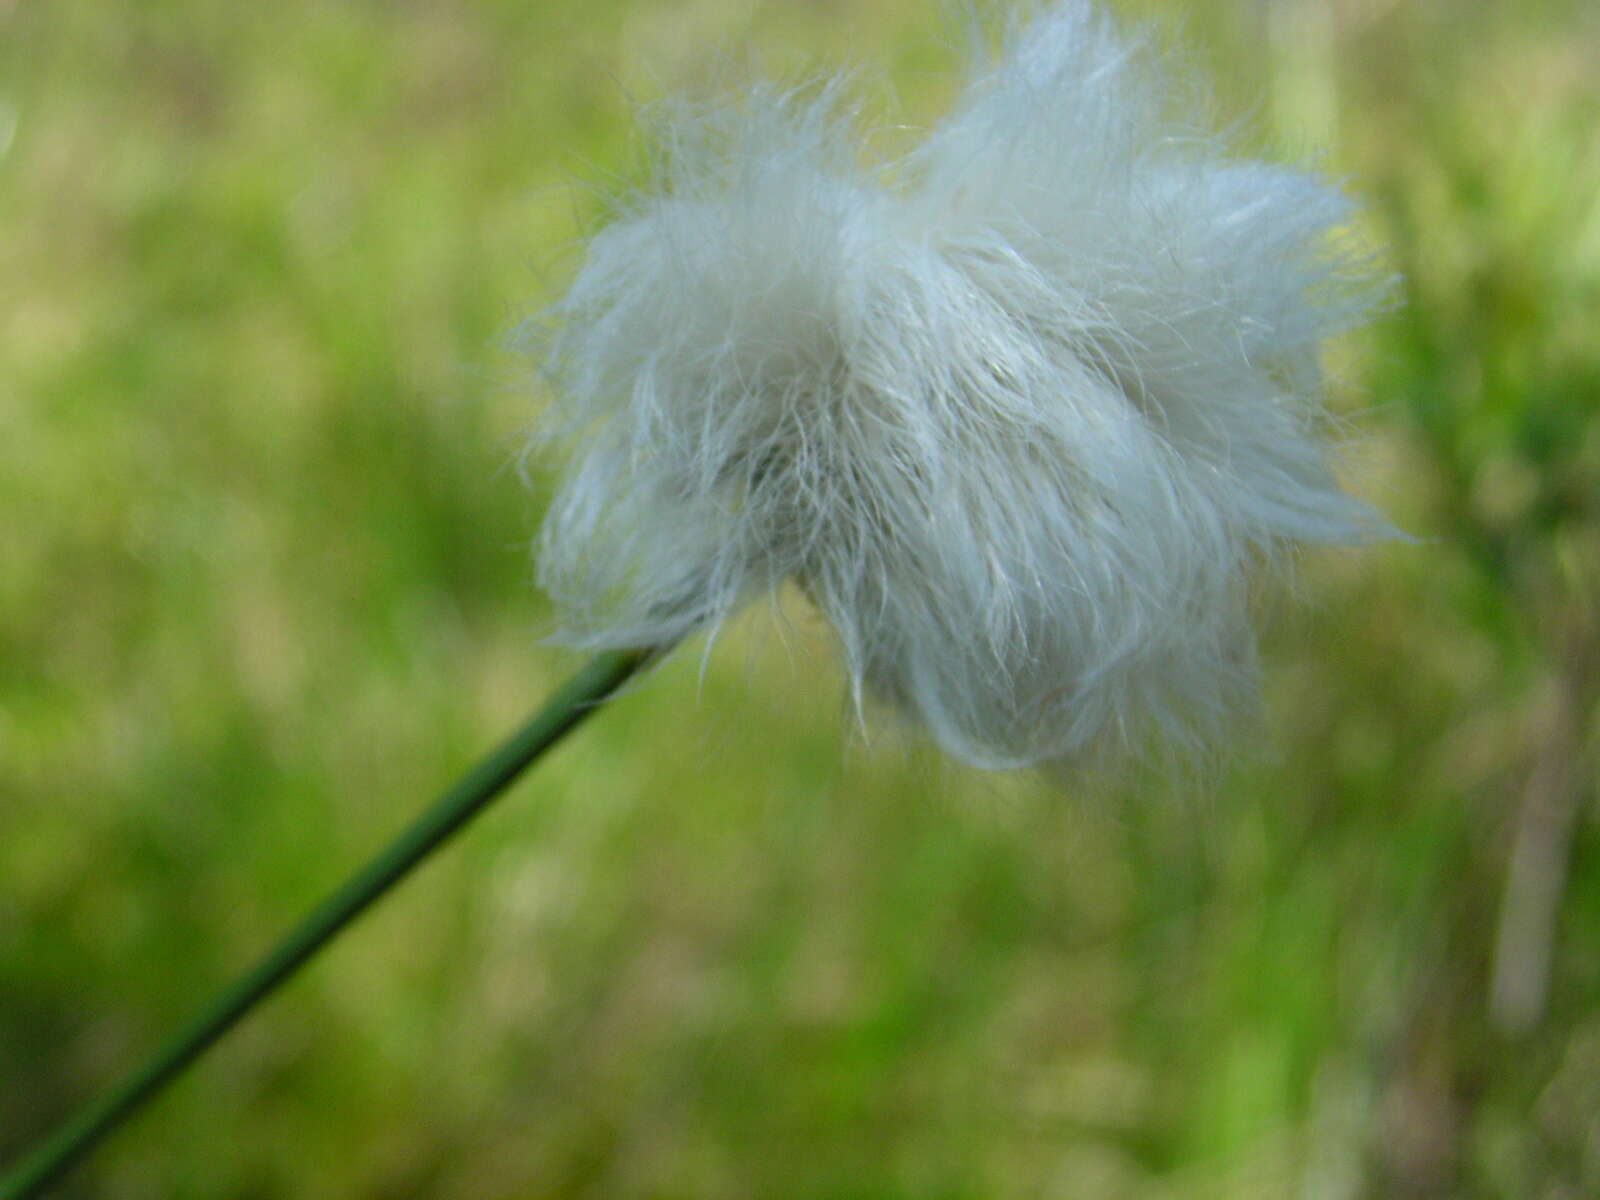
top-left (4, 0), bottom-right (1598, 1195)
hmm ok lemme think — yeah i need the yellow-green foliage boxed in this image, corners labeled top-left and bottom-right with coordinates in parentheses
top-left (3, 2), bottom-right (1596, 1196)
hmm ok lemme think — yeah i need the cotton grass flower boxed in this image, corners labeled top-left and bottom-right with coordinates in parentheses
top-left (528, 1), bottom-right (1392, 772)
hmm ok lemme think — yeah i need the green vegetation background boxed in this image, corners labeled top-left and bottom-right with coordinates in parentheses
top-left (3, 0), bottom-right (1597, 1195)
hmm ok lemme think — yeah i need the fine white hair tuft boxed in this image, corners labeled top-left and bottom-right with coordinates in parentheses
top-left (527, 1), bottom-right (1394, 772)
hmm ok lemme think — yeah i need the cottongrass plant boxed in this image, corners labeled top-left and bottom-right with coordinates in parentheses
top-left (0, 4), bottom-right (1391, 1195)
top-left (533, 0), bottom-right (1392, 772)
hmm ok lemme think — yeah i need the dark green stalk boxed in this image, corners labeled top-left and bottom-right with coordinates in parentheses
top-left (0, 647), bottom-right (658, 1200)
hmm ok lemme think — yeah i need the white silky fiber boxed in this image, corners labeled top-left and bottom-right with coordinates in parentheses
top-left (528, 1), bottom-right (1393, 772)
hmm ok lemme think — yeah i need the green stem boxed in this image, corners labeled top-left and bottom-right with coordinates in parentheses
top-left (0, 647), bottom-right (658, 1200)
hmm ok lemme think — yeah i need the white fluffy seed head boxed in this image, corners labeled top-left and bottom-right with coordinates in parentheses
top-left (526, 1), bottom-right (1394, 772)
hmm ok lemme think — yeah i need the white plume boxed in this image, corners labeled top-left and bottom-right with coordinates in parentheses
top-left (527, 1), bottom-right (1392, 771)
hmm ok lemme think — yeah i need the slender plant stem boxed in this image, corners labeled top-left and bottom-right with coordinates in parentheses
top-left (0, 647), bottom-right (658, 1200)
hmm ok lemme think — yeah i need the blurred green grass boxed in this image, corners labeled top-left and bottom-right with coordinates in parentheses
top-left (3, 0), bottom-right (1598, 1196)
